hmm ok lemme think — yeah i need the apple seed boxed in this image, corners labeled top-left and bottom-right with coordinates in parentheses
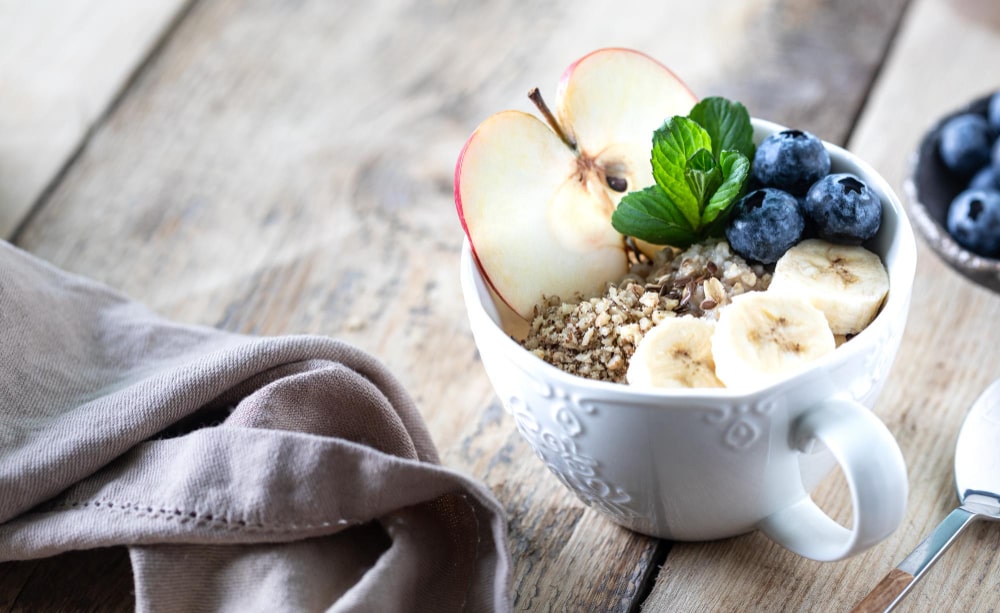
top-left (607, 176), bottom-right (628, 192)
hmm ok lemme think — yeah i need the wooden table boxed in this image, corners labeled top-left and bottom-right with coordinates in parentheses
top-left (3, 0), bottom-right (1000, 610)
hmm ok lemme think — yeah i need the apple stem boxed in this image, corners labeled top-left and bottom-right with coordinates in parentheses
top-left (528, 88), bottom-right (576, 150)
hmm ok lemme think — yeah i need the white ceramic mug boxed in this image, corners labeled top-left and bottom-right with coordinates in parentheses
top-left (460, 119), bottom-right (916, 562)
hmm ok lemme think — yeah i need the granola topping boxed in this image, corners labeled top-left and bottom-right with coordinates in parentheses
top-left (521, 239), bottom-right (772, 383)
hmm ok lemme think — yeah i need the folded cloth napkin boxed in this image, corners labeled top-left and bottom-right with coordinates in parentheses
top-left (0, 240), bottom-right (511, 612)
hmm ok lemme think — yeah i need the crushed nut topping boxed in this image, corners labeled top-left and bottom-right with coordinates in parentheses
top-left (521, 239), bottom-right (772, 383)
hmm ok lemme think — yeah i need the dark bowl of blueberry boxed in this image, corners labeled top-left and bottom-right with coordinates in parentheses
top-left (906, 91), bottom-right (1000, 292)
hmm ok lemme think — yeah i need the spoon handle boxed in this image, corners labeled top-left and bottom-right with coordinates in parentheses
top-left (851, 507), bottom-right (979, 612)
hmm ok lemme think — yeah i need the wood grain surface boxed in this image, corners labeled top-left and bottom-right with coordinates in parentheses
top-left (0, 0), bottom-right (189, 238)
top-left (851, 568), bottom-right (915, 612)
top-left (6, 0), bottom-right (1000, 611)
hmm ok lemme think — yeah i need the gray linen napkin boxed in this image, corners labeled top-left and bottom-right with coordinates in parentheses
top-left (0, 240), bottom-right (511, 612)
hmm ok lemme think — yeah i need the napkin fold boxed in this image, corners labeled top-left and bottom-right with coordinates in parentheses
top-left (0, 241), bottom-right (511, 612)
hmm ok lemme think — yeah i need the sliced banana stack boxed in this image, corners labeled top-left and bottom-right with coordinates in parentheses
top-left (768, 239), bottom-right (889, 335)
top-left (626, 317), bottom-right (724, 389)
top-left (712, 292), bottom-right (835, 389)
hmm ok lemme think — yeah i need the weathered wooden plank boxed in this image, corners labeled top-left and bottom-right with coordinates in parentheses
top-left (0, 0), bottom-right (190, 238)
top-left (5, 0), bottom-right (909, 610)
top-left (679, 0), bottom-right (912, 145)
top-left (643, 0), bottom-right (1000, 611)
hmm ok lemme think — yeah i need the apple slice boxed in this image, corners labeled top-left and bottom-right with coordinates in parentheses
top-left (455, 48), bottom-right (697, 320)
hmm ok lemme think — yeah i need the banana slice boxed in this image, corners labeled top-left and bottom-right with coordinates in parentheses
top-left (626, 317), bottom-right (724, 389)
top-left (712, 291), bottom-right (835, 389)
top-left (768, 239), bottom-right (889, 335)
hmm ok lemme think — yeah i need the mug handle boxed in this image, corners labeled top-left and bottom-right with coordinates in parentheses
top-left (758, 395), bottom-right (908, 562)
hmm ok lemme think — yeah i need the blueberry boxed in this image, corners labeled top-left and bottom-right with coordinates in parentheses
top-left (993, 137), bottom-right (1000, 176)
top-left (802, 173), bottom-right (881, 244)
top-left (725, 188), bottom-right (805, 264)
top-left (969, 166), bottom-right (1000, 191)
top-left (988, 91), bottom-right (1000, 133)
top-left (751, 129), bottom-right (831, 196)
top-left (938, 113), bottom-right (992, 176)
top-left (947, 189), bottom-right (1000, 257)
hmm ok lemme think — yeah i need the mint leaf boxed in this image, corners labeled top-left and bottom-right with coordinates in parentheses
top-left (612, 97), bottom-right (754, 248)
top-left (702, 150), bottom-right (750, 228)
top-left (650, 116), bottom-right (712, 229)
top-left (611, 186), bottom-right (695, 247)
top-left (689, 97), bottom-right (755, 161)
top-left (684, 148), bottom-right (723, 207)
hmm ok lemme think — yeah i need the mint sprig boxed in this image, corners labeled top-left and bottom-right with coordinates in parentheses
top-left (688, 97), bottom-right (755, 160)
top-left (612, 96), bottom-right (754, 248)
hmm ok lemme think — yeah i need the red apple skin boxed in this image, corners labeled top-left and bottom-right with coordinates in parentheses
top-left (454, 132), bottom-right (506, 308)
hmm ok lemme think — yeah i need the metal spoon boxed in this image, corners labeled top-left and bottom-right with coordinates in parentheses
top-left (852, 378), bottom-right (1000, 612)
